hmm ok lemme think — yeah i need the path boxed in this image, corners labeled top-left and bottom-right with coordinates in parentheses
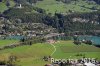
top-left (50, 44), bottom-right (56, 56)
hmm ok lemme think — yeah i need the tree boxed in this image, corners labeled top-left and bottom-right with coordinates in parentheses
top-left (7, 55), bottom-right (17, 66)
top-left (6, 0), bottom-right (10, 7)
top-left (73, 41), bottom-right (81, 45)
top-left (0, 0), bottom-right (2, 2)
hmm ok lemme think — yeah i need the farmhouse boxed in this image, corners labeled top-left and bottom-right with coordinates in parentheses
top-left (16, 4), bottom-right (22, 8)
top-left (93, 30), bottom-right (100, 33)
top-left (72, 17), bottom-right (89, 23)
top-left (44, 33), bottom-right (65, 39)
top-left (46, 39), bottom-right (56, 44)
top-left (44, 33), bottom-right (60, 38)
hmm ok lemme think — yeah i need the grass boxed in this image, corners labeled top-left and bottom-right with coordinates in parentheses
top-left (1, 0), bottom-right (100, 14)
top-left (0, 1), bottom-right (15, 13)
top-left (35, 0), bottom-right (100, 14)
top-left (0, 2), bottom-right (8, 13)
top-left (16, 57), bottom-right (50, 66)
top-left (0, 40), bottom-right (19, 47)
top-left (0, 40), bottom-right (100, 66)
top-left (0, 43), bottom-right (54, 66)
top-left (61, 45), bottom-right (100, 53)
top-left (52, 41), bottom-right (100, 60)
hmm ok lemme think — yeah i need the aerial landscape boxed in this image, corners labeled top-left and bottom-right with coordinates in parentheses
top-left (0, 0), bottom-right (100, 66)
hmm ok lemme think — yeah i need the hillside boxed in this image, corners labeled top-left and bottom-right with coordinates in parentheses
top-left (0, 0), bottom-right (100, 14)
top-left (0, 0), bottom-right (15, 13)
top-left (35, 0), bottom-right (100, 14)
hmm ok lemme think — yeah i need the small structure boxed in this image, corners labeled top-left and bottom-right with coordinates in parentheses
top-left (19, 4), bottom-right (22, 8)
top-left (44, 33), bottom-right (65, 40)
top-left (46, 39), bottom-right (56, 44)
top-left (16, 4), bottom-right (22, 8)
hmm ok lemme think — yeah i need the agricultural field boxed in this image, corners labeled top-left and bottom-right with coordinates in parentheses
top-left (0, 40), bottom-right (100, 66)
top-left (35, 0), bottom-right (100, 14)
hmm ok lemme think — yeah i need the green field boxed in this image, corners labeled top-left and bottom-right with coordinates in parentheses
top-left (0, 2), bottom-right (8, 13)
top-left (0, 42), bottom-right (54, 66)
top-left (0, 1), bottom-right (15, 13)
top-left (52, 41), bottom-right (100, 59)
top-left (0, 0), bottom-right (100, 14)
top-left (0, 40), bottom-right (19, 47)
top-left (0, 40), bottom-right (100, 66)
top-left (35, 0), bottom-right (100, 14)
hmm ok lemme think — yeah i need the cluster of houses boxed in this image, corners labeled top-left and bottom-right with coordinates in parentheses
top-left (45, 33), bottom-right (65, 44)
top-left (0, 16), bottom-right (66, 41)
top-left (0, 16), bottom-right (58, 40)
top-left (72, 17), bottom-right (99, 24)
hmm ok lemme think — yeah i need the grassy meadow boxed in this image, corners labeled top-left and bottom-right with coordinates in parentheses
top-left (0, 2), bottom-right (8, 13)
top-left (35, 0), bottom-right (100, 14)
top-left (0, 40), bottom-right (19, 47)
top-left (0, 1), bottom-right (15, 13)
top-left (0, 40), bottom-right (100, 66)
top-left (52, 41), bottom-right (100, 59)
top-left (0, 42), bottom-right (54, 66)
top-left (0, 0), bottom-right (100, 14)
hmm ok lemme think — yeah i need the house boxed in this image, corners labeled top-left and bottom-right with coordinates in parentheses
top-left (72, 17), bottom-right (89, 23)
top-left (46, 39), bottom-right (56, 44)
top-left (44, 33), bottom-right (60, 39)
top-left (15, 4), bottom-right (22, 8)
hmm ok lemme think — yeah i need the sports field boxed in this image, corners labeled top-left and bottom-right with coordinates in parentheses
top-left (0, 40), bottom-right (100, 66)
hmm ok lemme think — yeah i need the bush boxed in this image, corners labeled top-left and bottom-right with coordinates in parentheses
top-left (84, 40), bottom-right (92, 45)
top-left (73, 41), bottom-right (81, 45)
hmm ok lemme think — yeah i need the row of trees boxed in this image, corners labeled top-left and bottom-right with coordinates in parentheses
top-left (56, 0), bottom-right (100, 4)
top-left (93, 0), bottom-right (100, 4)
top-left (56, 0), bottom-right (78, 4)
top-left (14, 0), bottom-right (43, 4)
top-left (20, 37), bottom-right (46, 45)
top-left (0, 37), bottom-right (46, 50)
